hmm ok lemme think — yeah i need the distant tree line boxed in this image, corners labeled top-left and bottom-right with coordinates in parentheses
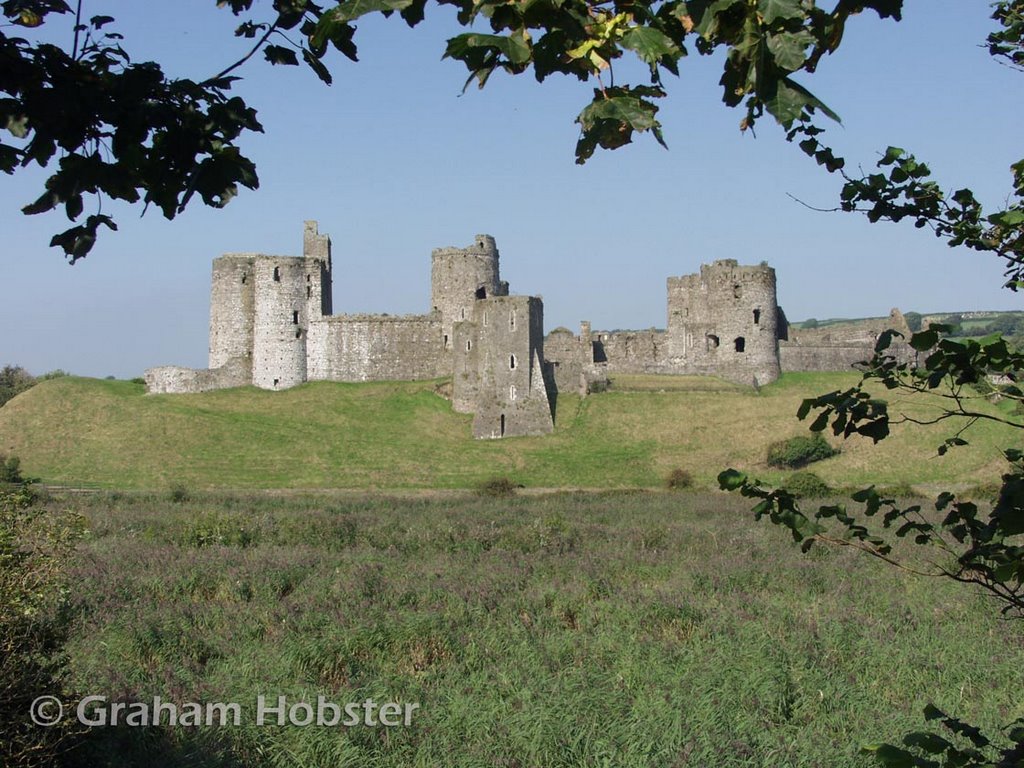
top-left (938, 313), bottom-right (1024, 339)
top-left (0, 366), bottom-right (68, 408)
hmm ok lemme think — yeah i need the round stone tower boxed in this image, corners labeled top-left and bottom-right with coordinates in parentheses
top-left (430, 235), bottom-right (509, 352)
top-left (251, 256), bottom-right (309, 389)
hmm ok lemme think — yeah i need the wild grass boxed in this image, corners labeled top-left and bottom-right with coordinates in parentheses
top-left (0, 372), bottom-right (1017, 492)
top-left (51, 491), bottom-right (1024, 767)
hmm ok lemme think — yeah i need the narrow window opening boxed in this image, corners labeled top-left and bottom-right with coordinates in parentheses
top-left (466, 340), bottom-right (472, 351)
top-left (461, 308), bottom-right (466, 319)
top-left (273, 267), bottom-right (280, 282)
top-left (307, 286), bottom-right (312, 299)
top-left (753, 309), bottom-right (761, 325)
top-left (733, 283), bottom-right (741, 299)
top-left (307, 274), bottom-right (311, 282)
top-left (295, 329), bottom-right (302, 339)
top-left (483, 312), bottom-right (488, 327)
top-left (509, 384), bottom-right (517, 401)
top-left (292, 310), bottom-right (299, 324)
top-left (241, 273), bottom-right (247, 284)
top-left (735, 337), bottom-right (746, 353)
top-left (500, 414), bottom-right (506, 437)
top-left (509, 354), bottom-right (517, 370)
top-left (509, 312), bottom-right (516, 330)
top-left (444, 334), bottom-right (449, 348)
top-left (273, 378), bottom-right (279, 387)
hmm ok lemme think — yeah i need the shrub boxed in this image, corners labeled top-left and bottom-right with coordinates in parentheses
top-left (766, 434), bottom-right (838, 469)
top-left (478, 477), bottom-right (519, 497)
top-left (0, 454), bottom-right (23, 484)
top-left (783, 471), bottom-right (832, 498)
top-left (665, 468), bottom-right (693, 490)
top-left (1, 487), bottom-right (85, 767)
top-left (168, 483), bottom-right (190, 504)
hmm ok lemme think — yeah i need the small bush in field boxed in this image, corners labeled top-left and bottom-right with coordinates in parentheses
top-left (766, 434), bottom-right (838, 469)
top-left (782, 471), bottom-right (832, 498)
top-left (0, 454), bottom-right (24, 484)
top-left (478, 477), bottom-right (519, 498)
top-left (168, 484), bottom-right (190, 504)
top-left (665, 468), bottom-right (693, 490)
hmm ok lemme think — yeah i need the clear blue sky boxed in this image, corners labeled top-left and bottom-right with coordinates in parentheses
top-left (1, 1), bottom-right (1020, 378)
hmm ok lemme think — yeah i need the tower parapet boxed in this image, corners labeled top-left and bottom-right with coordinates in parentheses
top-left (431, 235), bottom-right (509, 354)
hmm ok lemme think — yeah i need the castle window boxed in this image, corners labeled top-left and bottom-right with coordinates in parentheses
top-left (444, 334), bottom-right (449, 348)
top-left (734, 337), bottom-right (746, 353)
top-left (307, 274), bottom-right (311, 282)
top-left (510, 312), bottom-right (516, 330)
top-left (307, 286), bottom-right (312, 298)
top-left (483, 312), bottom-right (488, 327)
top-left (476, 286), bottom-right (487, 299)
top-left (466, 340), bottom-right (472, 352)
top-left (292, 310), bottom-right (299, 324)
top-left (733, 284), bottom-right (742, 299)
top-left (707, 334), bottom-right (720, 351)
top-left (241, 273), bottom-right (247, 284)
top-left (509, 384), bottom-right (517, 401)
top-left (753, 309), bottom-right (761, 325)
top-left (509, 354), bottom-right (517, 370)
top-left (500, 414), bottom-right (506, 437)
top-left (273, 378), bottom-right (279, 387)
top-left (461, 308), bottom-right (466, 319)
top-left (273, 267), bottom-right (280, 282)
top-left (295, 329), bottom-right (302, 339)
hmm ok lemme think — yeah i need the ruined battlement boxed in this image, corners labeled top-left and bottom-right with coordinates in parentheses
top-left (145, 221), bottom-right (906, 437)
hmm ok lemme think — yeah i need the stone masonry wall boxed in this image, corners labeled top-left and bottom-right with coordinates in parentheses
top-left (144, 356), bottom-right (251, 395)
top-left (458, 296), bottom-right (553, 438)
top-left (252, 256), bottom-right (309, 389)
top-left (430, 235), bottom-right (508, 361)
top-left (306, 314), bottom-right (446, 382)
top-left (208, 255), bottom-right (255, 371)
top-left (666, 260), bottom-right (780, 386)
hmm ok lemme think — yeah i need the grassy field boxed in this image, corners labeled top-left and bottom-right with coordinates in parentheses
top-left (43, 490), bottom-right (1023, 768)
top-left (0, 372), bottom-right (1018, 492)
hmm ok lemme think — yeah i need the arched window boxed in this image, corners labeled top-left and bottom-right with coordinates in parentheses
top-left (509, 354), bottom-right (517, 370)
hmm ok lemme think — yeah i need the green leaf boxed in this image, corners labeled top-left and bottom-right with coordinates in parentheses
top-left (620, 26), bottom-right (679, 66)
top-left (718, 469), bottom-right (747, 491)
top-left (302, 48), bottom-right (333, 85)
top-left (264, 44), bottom-right (299, 66)
top-left (323, 0), bottom-right (414, 24)
top-left (766, 30), bottom-right (814, 71)
top-left (859, 744), bottom-right (920, 768)
top-left (758, 0), bottom-right (804, 25)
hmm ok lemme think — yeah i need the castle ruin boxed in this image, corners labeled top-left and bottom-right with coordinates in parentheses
top-left (145, 222), bottom-right (906, 438)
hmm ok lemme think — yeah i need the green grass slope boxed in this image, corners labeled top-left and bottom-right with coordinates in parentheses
top-left (0, 373), bottom-right (1016, 490)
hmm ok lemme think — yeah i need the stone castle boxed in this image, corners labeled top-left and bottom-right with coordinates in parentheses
top-left (145, 222), bottom-right (908, 438)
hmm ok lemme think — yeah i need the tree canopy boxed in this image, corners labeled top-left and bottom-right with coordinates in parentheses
top-left (0, 0), bottom-right (929, 260)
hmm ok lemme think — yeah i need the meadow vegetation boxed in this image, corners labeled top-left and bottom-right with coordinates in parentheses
top-left (28, 490), bottom-right (1024, 767)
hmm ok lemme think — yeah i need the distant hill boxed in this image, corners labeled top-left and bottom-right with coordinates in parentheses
top-left (0, 374), bottom-right (1016, 492)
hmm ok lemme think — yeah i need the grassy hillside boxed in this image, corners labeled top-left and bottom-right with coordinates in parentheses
top-left (0, 373), bottom-right (1016, 490)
